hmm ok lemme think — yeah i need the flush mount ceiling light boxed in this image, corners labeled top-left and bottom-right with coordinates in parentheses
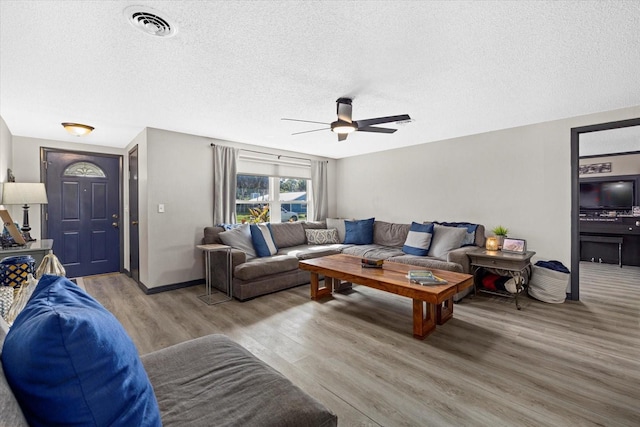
top-left (61, 122), bottom-right (94, 136)
top-left (124, 5), bottom-right (176, 37)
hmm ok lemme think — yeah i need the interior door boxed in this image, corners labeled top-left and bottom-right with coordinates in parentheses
top-left (128, 146), bottom-right (140, 283)
top-left (44, 150), bottom-right (121, 278)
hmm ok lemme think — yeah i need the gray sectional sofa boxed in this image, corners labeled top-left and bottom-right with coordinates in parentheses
top-left (203, 220), bottom-right (485, 301)
top-left (1, 285), bottom-right (337, 427)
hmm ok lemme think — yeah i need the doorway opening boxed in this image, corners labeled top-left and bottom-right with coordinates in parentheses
top-left (570, 118), bottom-right (640, 300)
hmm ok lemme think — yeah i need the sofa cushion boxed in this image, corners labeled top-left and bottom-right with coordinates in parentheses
top-left (301, 221), bottom-right (327, 230)
top-left (402, 222), bottom-right (434, 256)
top-left (427, 224), bottom-right (467, 258)
top-left (344, 218), bottom-right (375, 245)
top-left (373, 221), bottom-right (411, 247)
top-left (278, 244), bottom-right (345, 260)
top-left (326, 218), bottom-right (349, 243)
top-left (1, 275), bottom-right (161, 427)
top-left (219, 223), bottom-right (257, 260)
top-left (234, 255), bottom-right (300, 281)
top-left (203, 226), bottom-right (225, 244)
top-left (341, 244), bottom-right (405, 259)
top-left (270, 222), bottom-right (307, 248)
top-left (250, 223), bottom-right (278, 257)
top-left (141, 334), bottom-right (338, 427)
top-left (389, 255), bottom-right (464, 273)
top-left (306, 228), bottom-right (340, 245)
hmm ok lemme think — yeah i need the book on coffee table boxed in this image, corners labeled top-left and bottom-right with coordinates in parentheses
top-left (361, 258), bottom-right (384, 268)
top-left (407, 270), bottom-right (448, 285)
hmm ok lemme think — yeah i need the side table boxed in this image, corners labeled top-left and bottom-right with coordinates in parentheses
top-left (196, 244), bottom-right (232, 305)
top-left (467, 249), bottom-right (536, 310)
top-left (0, 239), bottom-right (54, 268)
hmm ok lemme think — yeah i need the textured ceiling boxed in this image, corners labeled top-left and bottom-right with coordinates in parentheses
top-left (1, 1), bottom-right (639, 159)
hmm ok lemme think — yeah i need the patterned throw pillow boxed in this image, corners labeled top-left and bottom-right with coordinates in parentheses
top-left (402, 222), bottom-right (434, 256)
top-left (306, 228), bottom-right (340, 245)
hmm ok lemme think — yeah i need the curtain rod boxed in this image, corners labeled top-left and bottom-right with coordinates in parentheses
top-left (210, 143), bottom-right (326, 163)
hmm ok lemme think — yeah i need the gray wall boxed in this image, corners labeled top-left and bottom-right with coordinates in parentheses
top-left (133, 128), bottom-right (337, 289)
top-left (335, 106), bottom-right (640, 267)
top-left (0, 117), bottom-right (12, 198)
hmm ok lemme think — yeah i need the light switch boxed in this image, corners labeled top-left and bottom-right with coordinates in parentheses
top-left (158, 204), bottom-right (165, 213)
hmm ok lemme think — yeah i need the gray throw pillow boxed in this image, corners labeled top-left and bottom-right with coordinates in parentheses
top-left (218, 223), bottom-right (257, 260)
top-left (427, 225), bottom-right (467, 258)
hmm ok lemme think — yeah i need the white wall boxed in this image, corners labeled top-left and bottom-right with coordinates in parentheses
top-left (0, 116), bottom-right (13, 199)
top-left (579, 153), bottom-right (640, 178)
top-left (335, 106), bottom-right (640, 267)
top-left (10, 136), bottom-right (124, 240)
top-left (140, 128), bottom-right (336, 289)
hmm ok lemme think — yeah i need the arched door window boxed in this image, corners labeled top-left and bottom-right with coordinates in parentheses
top-left (63, 162), bottom-right (106, 178)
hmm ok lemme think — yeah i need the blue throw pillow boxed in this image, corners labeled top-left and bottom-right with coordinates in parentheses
top-left (1, 275), bottom-right (161, 427)
top-left (344, 218), bottom-right (375, 245)
top-left (402, 222), bottom-right (434, 256)
top-left (438, 221), bottom-right (479, 246)
top-left (250, 223), bottom-right (278, 257)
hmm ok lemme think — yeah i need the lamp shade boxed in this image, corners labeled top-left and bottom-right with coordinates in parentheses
top-left (1, 183), bottom-right (48, 205)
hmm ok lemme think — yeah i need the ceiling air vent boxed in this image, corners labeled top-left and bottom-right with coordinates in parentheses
top-left (125, 6), bottom-right (176, 37)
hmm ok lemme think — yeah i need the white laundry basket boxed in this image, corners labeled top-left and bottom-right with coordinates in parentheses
top-left (528, 264), bottom-right (569, 303)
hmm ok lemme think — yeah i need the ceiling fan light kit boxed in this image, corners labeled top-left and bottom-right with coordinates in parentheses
top-left (283, 97), bottom-right (411, 141)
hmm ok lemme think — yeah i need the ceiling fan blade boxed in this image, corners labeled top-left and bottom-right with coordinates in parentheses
top-left (291, 127), bottom-right (330, 135)
top-left (357, 126), bottom-right (397, 134)
top-left (338, 133), bottom-right (348, 142)
top-left (336, 98), bottom-right (353, 123)
top-left (282, 118), bottom-right (330, 125)
top-left (354, 114), bottom-right (411, 128)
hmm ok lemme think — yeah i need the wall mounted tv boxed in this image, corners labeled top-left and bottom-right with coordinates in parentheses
top-left (580, 180), bottom-right (635, 209)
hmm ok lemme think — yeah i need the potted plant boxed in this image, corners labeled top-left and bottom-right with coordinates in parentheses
top-left (491, 225), bottom-right (508, 249)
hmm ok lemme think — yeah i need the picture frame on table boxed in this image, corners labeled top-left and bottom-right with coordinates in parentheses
top-left (501, 238), bottom-right (526, 254)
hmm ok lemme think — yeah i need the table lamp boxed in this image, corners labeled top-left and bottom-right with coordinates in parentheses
top-left (1, 182), bottom-right (48, 242)
top-left (485, 236), bottom-right (499, 251)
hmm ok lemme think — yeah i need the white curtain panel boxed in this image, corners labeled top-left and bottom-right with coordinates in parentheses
top-left (213, 145), bottom-right (239, 225)
top-left (310, 160), bottom-right (328, 221)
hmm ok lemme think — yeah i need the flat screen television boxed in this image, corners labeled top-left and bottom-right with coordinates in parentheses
top-left (580, 180), bottom-right (635, 209)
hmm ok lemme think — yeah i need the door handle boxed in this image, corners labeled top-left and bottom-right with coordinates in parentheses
top-left (131, 221), bottom-right (139, 226)
top-left (112, 222), bottom-right (119, 228)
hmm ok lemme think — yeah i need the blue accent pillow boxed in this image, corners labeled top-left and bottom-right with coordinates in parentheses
top-left (438, 221), bottom-right (479, 246)
top-left (1, 275), bottom-right (161, 427)
top-left (402, 222), bottom-right (434, 256)
top-left (250, 223), bottom-right (278, 257)
top-left (344, 218), bottom-right (375, 245)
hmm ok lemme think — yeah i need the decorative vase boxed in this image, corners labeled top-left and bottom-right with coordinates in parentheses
top-left (497, 235), bottom-right (506, 249)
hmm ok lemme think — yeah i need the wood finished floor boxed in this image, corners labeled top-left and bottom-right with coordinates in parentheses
top-left (85, 263), bottom-right (640, 427)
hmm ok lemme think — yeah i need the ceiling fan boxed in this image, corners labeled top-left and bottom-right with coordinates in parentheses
top-left (282, 98), bottom-right (411, 141)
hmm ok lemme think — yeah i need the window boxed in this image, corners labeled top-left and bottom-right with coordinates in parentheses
top-left (236, 175), bottom-right (308, 223)
top-left (63, 162), bottom-right (106, 177)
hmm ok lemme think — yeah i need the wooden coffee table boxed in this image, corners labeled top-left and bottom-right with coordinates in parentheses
top-left (298, 254), bottom-right (473, 339)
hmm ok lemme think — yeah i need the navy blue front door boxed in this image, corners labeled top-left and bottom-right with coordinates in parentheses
top-left (45, 151), bottom-right (121, 278)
